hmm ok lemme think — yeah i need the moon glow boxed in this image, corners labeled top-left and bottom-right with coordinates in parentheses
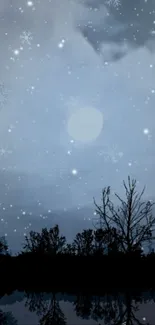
top-left (67, 106), bottom-right (103, 143)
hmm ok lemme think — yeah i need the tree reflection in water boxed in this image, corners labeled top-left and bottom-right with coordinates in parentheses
top-left (25, 291), bottom-right (151, 325)
top-left (75, 292), bottom-right (151, 325)
top-left (0, 309), bottom-right (18, 325)
top-left (25, 292), bottom-right (66, 325)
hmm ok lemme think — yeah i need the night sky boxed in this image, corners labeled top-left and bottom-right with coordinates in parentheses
top-left (0, 0), bottom-right (155, 251)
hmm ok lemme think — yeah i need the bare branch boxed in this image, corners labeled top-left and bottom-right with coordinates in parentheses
top-left (93, 176), bottom-right (155, 254)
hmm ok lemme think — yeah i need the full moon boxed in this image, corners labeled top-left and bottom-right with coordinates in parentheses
top-left (67, 107), bottom-right (103, 143)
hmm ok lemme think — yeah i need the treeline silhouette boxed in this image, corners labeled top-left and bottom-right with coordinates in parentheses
top-left (1, 176), bottom-right (155, 291)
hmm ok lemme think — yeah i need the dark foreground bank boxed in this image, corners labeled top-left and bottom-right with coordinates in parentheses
top-left (1, 252), bottom-right (155, 293)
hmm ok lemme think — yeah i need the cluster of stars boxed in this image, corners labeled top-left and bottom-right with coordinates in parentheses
top-left (58, 39), bottom-right (66, 49)
top-left (11, 34), bottom-right (66, 64)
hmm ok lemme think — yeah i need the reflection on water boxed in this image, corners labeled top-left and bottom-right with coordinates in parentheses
top-left (0, 290), bottom-right (155, 324)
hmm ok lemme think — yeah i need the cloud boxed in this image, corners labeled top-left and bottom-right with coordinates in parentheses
top-left (1, 0), bottom-right (155, 69)
top-left (79, 0), bottom-right (155, 61)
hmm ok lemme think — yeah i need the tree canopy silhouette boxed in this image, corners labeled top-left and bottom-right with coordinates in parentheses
top-left (72, 229), bottom-right (94, 256)
top-left (0, 236), bottom-right (8, 255)
top-left (23, 225), bottom-right (66, 255)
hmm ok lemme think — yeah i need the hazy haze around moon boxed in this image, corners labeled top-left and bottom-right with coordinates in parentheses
top-left (67, 106), bottom-right (104, 143)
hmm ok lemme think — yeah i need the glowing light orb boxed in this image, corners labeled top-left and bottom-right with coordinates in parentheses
top-left (72, 169), bottom-right (78, 175)
top-left (67, 107), bottom-right (103, 143)
top-left (143, 128), bottom-right (149, 135)
top-left (27, 1), bottom-right (33, 6)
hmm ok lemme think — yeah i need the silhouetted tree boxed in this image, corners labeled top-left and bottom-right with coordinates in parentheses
top-left (63, 243), bottom-right (76, 255)
top-left (23, 225), bottom-right (66, 255)
top-left (0, 236), bottom-right (8, 255)
top-left (94, 176), bottom-right (155, 254)
top-left (93, 228), bottom-right (105, 255)
top-left (104, 227), bottom-right (122, 255)
top-left (73, 229), bottom-right (94, 256)
top-left (93, 227), bottom-right (119, 255)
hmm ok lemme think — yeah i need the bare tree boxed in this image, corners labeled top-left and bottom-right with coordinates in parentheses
top-left (93, 176), bottom-right (155, 254)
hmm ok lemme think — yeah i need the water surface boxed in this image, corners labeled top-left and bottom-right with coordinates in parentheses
top-left (0, 290), bottom-right (155, 324)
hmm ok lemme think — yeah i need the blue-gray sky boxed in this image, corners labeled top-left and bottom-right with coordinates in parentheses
top-left (0, 0), bottom-right (155, 250)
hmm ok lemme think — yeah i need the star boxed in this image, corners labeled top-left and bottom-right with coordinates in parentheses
top-left (72, 169), bottom-right (78, 175)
